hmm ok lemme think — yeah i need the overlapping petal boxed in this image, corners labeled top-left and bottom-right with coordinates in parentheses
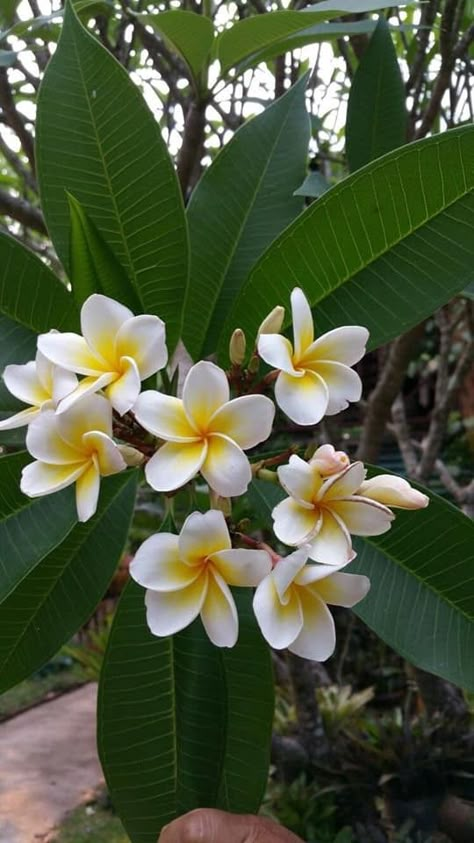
top-left (104, 356), bottom-right (141, 416)
top-left (182, 361), bottom-right (229, 430)
top-left (306, 510), bottom-right (354, 565)
top-left (115, 314), bottom-right (167, 379)
top-left (145, 440), bottom-right (208, 492)
top-left (130, 533), bottom-right (199, 591)
top-left (357, 475), bottom-right (429, 510)
top-left (134, 391), bottom-right (198, 441)
top-left (257, 334), bottom-right (299, 375)
top-left (329, 497), bottom-right (393, 536)
top-left (210, 548), bottom-right (271, 586)
top-left (21, 460), bottom-right (86, 497)
top-left (82, 431), bottom-right (126, 476)
top-left (314, 571), bottom-right (370, 608)
top-left (302, 326), bottom-right (369, 367)
top-left (145, 573), bottom-right (208, 637)
top-left (200, 571), bottom-right (238, 647)
top-left (179, 509), bottom-right (231, 566)
top-left (319, 461), bottom-right (366, 501)
top-left (291, 287), bottom-right (314, 360)
top-left (278, 455), bottom-right (322, 507)
top-left (275, 369), bottom-right (329, 426)
top-left (201, 434), bottom-right (251, 497)
top-left (209, 395), bottom-right (275, 449)
top-left (272, 497), bottom-right (319, 546)
top-left (38, 332), bottom-right (105, 376)
top-left (75, 462), bottom-right (101, 522)
top-left (253, 573), bottom-right (303, 650)
top-left (3, 360), bottom-right (49, 406)
top-left (57, 394), bottom-right (113, 447)
top-left (57, 372), bottom-right (115, 415)
top-left (81, 294), bottom-right (133, 364)
top-left (289, 588), bottom-right (336, 661)
top-left (26, 410), bottom-right (83, 464)
top-left (312, 361), bottom-right (362, 416)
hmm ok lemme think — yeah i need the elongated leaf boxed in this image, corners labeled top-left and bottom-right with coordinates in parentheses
top-left (68, 194), bottom-right (140, 311)
top-left (346, 17), bottom-right (406, 172)
top-left (0, 452), bottom-right (77, 604)
top-left (216, 1), bottom-right (411, 74)
top-left (99, 585), bottom-right (273, 841)
top-left (218, 126), bottom-right (474, 357)
top-left (0, 232), bottom-right (78, 334)
top-left (0, 470), bottom-right (137, 693)
top-left (0, 315), bottom-right (37, 414)
top-left (37, 2), bottom-right (188, 350)
top-left (138, 11), bottom-right (214, 82)
top-left (184, 75), bottom-right (310, 360)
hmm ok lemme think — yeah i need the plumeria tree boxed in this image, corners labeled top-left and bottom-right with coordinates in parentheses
top-left (0, 0), bottom-right (473, 840)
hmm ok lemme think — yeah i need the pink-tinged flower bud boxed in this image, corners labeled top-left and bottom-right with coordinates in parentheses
top-left (357, 475), bottom-right (429, 510)
top-left (229, 328), bottom-right (246, 366)
top-left (310, 444), bottom-right (350, 476)
top-left (257, 305), bottom-right (285, 338)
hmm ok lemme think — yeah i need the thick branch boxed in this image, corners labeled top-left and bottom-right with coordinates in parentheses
top-left (176, 100), bottom-right (207, 198)
top-left (0, 190), bottom-right (47, 234)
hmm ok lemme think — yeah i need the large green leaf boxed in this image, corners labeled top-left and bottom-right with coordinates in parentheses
top-left (0, 470), bottom-right (137, 693)
top-left (184, 75), bottom-right (310, 360)
top-left (0, 315), bottom-right (37, 415)
top-left (138, 11), bottom-right (214, 84)
top-left (0, 232), bottom-right (78, 334)
top-left (0, 452), bottom-right (77, 604)
top-left (99, 583), bottom-right (273, 842)
top-left (218, 126), bottom-right (474, 356)
top-left (36, 1), bottom-right (188, 349)
top-left (346, 17), bottom-right (406, 172)
top-left (216, 1), bottom-right (411, 75)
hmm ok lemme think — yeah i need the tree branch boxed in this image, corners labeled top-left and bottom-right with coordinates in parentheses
top-left (0, 190), bottom-right (47, 234)
top-left (0, 69), bottom-right (36, 173)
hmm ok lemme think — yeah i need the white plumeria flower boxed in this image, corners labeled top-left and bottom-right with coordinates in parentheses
top-left (130, 509), bottom-right (272, 647)
top-left (257, 287), bottom-right (368, 426)
top-left (37, 294), bottom-right (167, 416)
top-left (253, 546), bottom-right (370, 661)
top-left (134, 360), bottom-right (275, 497)
top-left (0, 347), bottom-right (77, 430)
top-left (273, 455), bottom-right (395, 565)
top-left (357, 475), bottom-right (429, 510)
top-left (20, 394), bottom-right (126, 522)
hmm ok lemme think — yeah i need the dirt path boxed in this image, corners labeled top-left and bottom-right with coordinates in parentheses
top-left (0, 683), bottom-right (103, 843)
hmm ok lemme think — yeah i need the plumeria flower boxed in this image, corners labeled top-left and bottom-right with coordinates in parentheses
top-left (38, 294), bottom-right (167, 416)
top-left (20, 394), bottom-right (126, 522)
top-left (257, 287), bottom-right (368, 426)
top-left (0, 347), bottom-right (77, 430)
top-left (130, 509), bottom-right (272, 647)
top-left (310, 443), bottom-right (350, 476)
top-left (253, 546), bottom-right (370, 661)
top-left (134, 360), bottom-right (275, 497)
top-left (357, 475), bottom-right (429, 510)
top-left (273, 456), bottom-right (394, 565)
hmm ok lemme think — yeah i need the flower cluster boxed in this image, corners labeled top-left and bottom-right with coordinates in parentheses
top-left (0, 288), bottom-right (428, 661)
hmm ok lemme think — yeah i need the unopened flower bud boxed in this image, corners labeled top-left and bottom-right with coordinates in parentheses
top-left (117, 444), bottom-right (145, 467)
top-left (209, 489), bottom-right (232, 517)
top-left (310, 444), bottom-right (349, 476)
top-left (247, 353), bottom-right (260, 375)
top-left (257, 305), bottom-right (285, 338)
top-left (229, 328), bottom-right (246, 366)
top-left (357, 475), bottom-right (429, 510)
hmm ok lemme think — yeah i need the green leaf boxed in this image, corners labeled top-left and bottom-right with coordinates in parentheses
top-left (0, 232), bottom-right (78, 334)
top-left (138, 11), bottom-right (214, 84)
top-left (0, 0), bottom-right (20, 27)
top-left (36, 1), bottom-right (188, 350)
top-left (184, 75), bottom-right (310, 360)
top-left (99, 585), bottom-right (273, 841)
top-left (0, 315), bottom-right (37, 415)
top-left (294, 170), bottom-right (330, 198)
top-left (462, 280), bottom-right (474, 300)
top-left (0, 470), bottom-right (137, 693)
top-left (351, 479), bottom-right (474, 691)
top-left (218, 126), bottom-right (474, 356)
top-left (0, 452), bottom-right (77, 604)
top-left (216, 1), bottom-right (412, 75)
top-left (346, 16), bottom-right (406, 172)
top-left (67, 193), bottom-right (140, 311)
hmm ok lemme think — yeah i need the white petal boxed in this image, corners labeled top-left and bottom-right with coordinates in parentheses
top-left (272, 497), bottom-right (319, 546)
top-left (295, 559), bottom-right (349, 586)
top-left (319, 461), bottom-right (366, 501)
top-left (253, 573), bottom-right (303, 650)
top-left (272, 547), bottom-right (309, 601)
top-left (306, 509), bottom-right (354, 566)
top-left (314, 572), bottom-right (370, 608)
top-left (21, 460), bottom-right (86, 498)
top-left (3, 361), bottom-right (48, 406)
top-left (201, 434), bottom-right (251, 496)
top-left (257, 334), bottom-right (299, 375)
top-left (134, 391), bottom-right (199, 441)
top-left (275, 370), bottom-right (328, 426)
top-left (50, 366), bottom-right (78, 406)
top-left (56, 394), bottom-right (113, 448)
top-left (210, 548), bottom-right (271, 586)
top-left (291, 288), bottom-right (314, 360)
top-left (145, 440), bottom-right (207, 492)
top-left (309, 361), bottom-right (362, 416)
top-left (75, 461), bottom-right (100, 522)
top-left (56, 372), bottom-right (116, 415)
top-left (0, 406), bottom-right (40, 430)
top-left (209, 395), bottom-right (275, 449)
top-left (130, 533), bottom-right (200, 591)
top-left (81, 294), bottom-right (133, 366)
top-left (310, 444), bottom-right (349, 476)
top-left (277, 455), bottom-right (321, 507)
top-left (38, 332), bottom-right (105, 376)
top-left (182, 361), bottom-right (229, 430)
top-left (26, 410), bottom-right (83, 464)
top-left (115, 314), bottom-right (167, 379)
top-left (145, 572), bottom-right (208, 637)
top-left (289, 587), bottom-right (336, 661)
top-left (82, 431), bottom-right (126, 476)
top-left (200, 570), bottom-right (238, 647)
top-left (179, 509), bottom-right (231, 566)
top-left (357, 475), bottom-right (429, 510)
top-left (329, 497), bottom-right (394, 536)
top-left (105, 356), bottom-right (141, 415)
top-left (303, 326), bottom-right (369, 367)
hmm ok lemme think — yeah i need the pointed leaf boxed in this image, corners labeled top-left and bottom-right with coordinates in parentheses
top-left (0, 470), bottom-right (138, 693)
top-left (184, 75), bottom-right (310, 360)
top-left (346, 17), bottom-right (406, 172)
top-left (36, 2), bottom-right (188, 350)
top-left (218, 126), bottom-right (474, 356)
top-left (138, 12), bottom-right (214, 83)
top-left (0, 315), bottom-right (37, 415)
